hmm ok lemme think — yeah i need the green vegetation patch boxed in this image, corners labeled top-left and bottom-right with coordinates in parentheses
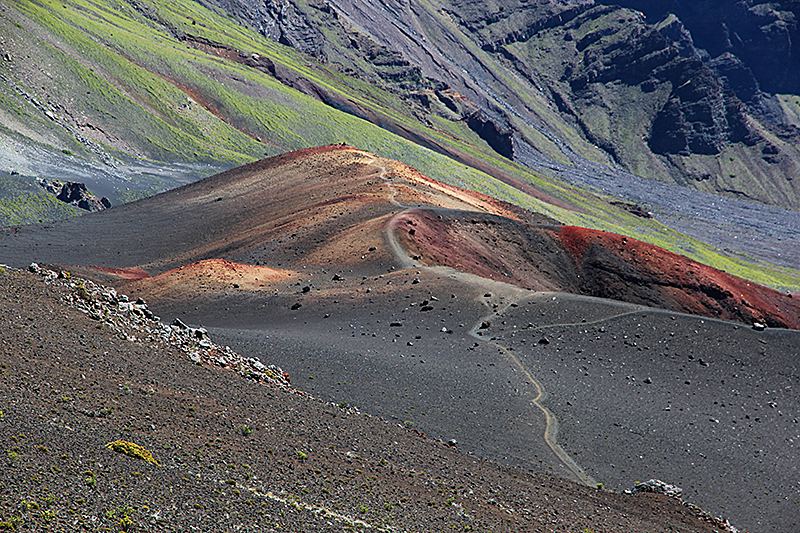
top-left (0, 175), bottom-right (83, 227)
top-left (106, 440), bottom-right (160, 466)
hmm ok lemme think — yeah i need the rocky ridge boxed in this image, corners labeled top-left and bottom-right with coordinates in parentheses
top-left (25, 262), bottom-right (292, 392)
top-left (217, 0), bottom-right (800, 208)
top-left (38, 180), bottom-right (111, 212)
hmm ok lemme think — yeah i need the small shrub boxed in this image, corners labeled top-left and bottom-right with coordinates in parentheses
top-left (119, 515), bottom-right (134, 531)
top-left (76, 284), bottom-right (92, 302)
top-left (106, 440), bottom-right (160, 465)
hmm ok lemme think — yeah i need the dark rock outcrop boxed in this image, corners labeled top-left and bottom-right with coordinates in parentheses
top-left (202, 0), bottom-right (325, 57)
top-left (466, 111), bottom-right (515, 160)
top-left (40, 179), bottom-right (111, 212)
top-left (647, 60), bottom-right (757, 155)
top-left (190, 0), bottom-right (800, 207)
top-left (598, 0), bottom-right (800, 97)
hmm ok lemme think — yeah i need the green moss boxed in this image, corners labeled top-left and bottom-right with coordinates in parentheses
top-left (0, 517), bottom-right (23, 531)
top-left (0, 175), bottom-right (84, 227)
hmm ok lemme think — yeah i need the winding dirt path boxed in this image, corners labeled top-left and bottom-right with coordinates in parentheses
top-left (370, 156), bottom-right (418, 270)
top-left (467, 295), bottom-right (598, 487)
top-left (367, 155), bottom-right (599, 485)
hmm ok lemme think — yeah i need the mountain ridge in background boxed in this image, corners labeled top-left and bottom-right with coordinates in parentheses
top-left (1, 0), bottom-right (799, 289)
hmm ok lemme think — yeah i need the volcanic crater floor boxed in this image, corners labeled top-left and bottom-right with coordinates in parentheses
top-left (133, 263), bottom-right (800, 533)
top-left (0, 266), bottom-right (740, 533)
top-left (2, 146), bottom-right (799, 532)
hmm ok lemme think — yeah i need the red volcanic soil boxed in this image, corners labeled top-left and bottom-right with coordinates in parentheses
top-left (397, 210), bottom-right (800, 329)
top-left (88, 266), bottom-right (151, 280)
top-left (126, 259), bottom-right (294, 301)
top-left (2, 144), bottom-right (796, 329)
top-left (556, 226), bottom-right (800, 329)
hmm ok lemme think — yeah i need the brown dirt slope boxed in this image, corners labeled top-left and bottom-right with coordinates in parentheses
top-left (0, 266), bottom-right (730, 532)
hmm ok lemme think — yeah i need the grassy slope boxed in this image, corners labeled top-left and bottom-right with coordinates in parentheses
top-left (0, 174), bottom-right (83, 226)
top-left (3, 0), bottom-right (799, 291)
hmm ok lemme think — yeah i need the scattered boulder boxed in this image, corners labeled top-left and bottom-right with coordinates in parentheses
top-left (610, 201), bottom-right (652, 218)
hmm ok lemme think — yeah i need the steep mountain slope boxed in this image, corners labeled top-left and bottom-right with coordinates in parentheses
top-left (0, 0), bottom-right (800, 290)
top-left (212, 0), bottom-right (800, 209)
top-left (603, 1), bottom-right (800, 96)
top-left (0, 0), bottom-right (522, 210)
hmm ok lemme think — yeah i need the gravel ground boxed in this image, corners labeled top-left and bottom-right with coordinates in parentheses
top-left (0, 266), bottom-right (733, 533)
top-left (0, 130), bottom-right (224, 206)
top-left (141, 264), bottom-right (800, 533)
top-left (1, 145), bottom-right (795, 532)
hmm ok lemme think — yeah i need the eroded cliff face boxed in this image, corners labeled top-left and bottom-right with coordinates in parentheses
top-left (198, 0), bottom-right (326, 56)
top-left (454, 1), bottom-right (799, 205)
top-left (196, 0), bottom-right (800, 208)
top-left (604, 0), bottom-right (800, 95)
